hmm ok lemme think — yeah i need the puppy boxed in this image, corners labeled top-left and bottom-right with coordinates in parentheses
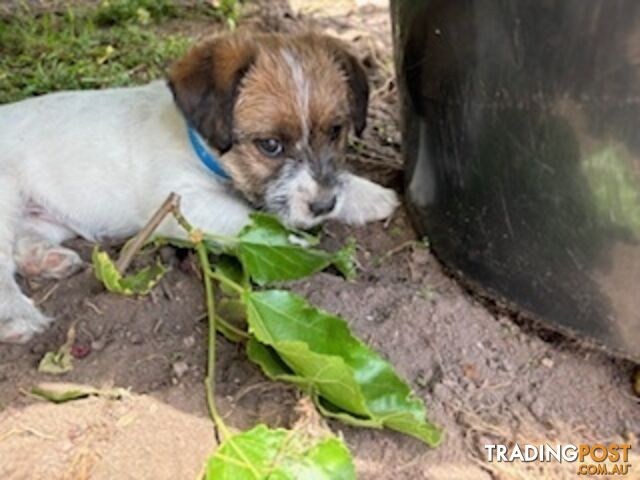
top-left (0, 31), bottom-right (399, 343)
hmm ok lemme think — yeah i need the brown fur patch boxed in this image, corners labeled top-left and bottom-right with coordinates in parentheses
top-left (170, 31), bottom-right (369, 204)
top-left (168, 34), bottom-right (256, 152)
top-left (225, 33), bottom-right (360, 200)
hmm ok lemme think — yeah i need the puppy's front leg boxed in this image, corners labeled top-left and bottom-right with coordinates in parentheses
top-left (0, 177), bottom-right (51, 343)
top-left (155, 192), bottom-right (254, 239)
top-left (334, 172), bottom-right (400, 225)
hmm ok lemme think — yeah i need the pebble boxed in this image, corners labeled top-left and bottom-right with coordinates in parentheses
top-left (541, 357), bottom-right (554, 369)
top-left (172, 360), bottom-right (189, 378)
top-left (91, 338), bottom-right (107, 351)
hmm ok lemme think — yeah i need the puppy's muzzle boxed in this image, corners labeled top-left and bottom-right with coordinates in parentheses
top-left (309, 194), bottom-right (337, 217)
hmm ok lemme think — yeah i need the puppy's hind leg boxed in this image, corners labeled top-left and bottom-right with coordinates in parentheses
top-left (0, 176), bottom-right (51, 343)
top-left (14, 219), bottom-right (83, 280)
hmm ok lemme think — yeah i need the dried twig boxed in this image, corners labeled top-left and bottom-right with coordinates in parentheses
top-left (115, 193), bottom-right (180, 274)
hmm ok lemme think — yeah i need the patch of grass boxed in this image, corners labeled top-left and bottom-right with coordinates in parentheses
top-left (94, 0), bottom-right (178, 26)
top-left (214, 0), bottom-right (241, 29)
top-left (0, 0), bottom-right (233, 104)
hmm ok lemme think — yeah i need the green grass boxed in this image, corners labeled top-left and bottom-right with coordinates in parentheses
top-left (0, 0), bottom-right (240, 104)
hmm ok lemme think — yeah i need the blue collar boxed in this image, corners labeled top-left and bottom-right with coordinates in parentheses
top-left (187, 126), bottom-right (231, 181)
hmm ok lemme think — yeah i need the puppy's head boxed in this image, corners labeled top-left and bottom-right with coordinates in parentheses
top-left (168, 31), bottom-right (369, 228)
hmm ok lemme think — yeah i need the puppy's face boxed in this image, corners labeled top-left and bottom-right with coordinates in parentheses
top-left (169, 32), bottom-right (369, 228)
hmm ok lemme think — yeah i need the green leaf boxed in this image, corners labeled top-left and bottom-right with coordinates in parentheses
top-left (31, 383), bottom-right (127, 404)
top-left (247, 339), bottom-right (307, 386)
top-left (206, 424), bottom-right (356, 480)
top-left (244, 290), bottom-right (442, 446)
top-left (31, 385), bottom-right (93, 403)
top-left (38, 349), bottom-right (73, 375)
top-left (38, 323), bottom-right (77, 375)
top-left (234, 213), bottom-right (355, 285)
top-left (92, 246), bottom-right (166, 295)
top-left (332, 237), bottom-right (357, 280)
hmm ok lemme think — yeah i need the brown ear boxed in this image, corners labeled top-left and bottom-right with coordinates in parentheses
top-left (320, 37), bottom-right (370, 137)
top-left (168, 34), bottom-right (255, 153)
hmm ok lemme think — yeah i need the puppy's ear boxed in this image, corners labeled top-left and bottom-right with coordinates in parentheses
top-left (321, 37), bottom-right (370, 137)
top-left (168, 34), bottom-right (255, 153)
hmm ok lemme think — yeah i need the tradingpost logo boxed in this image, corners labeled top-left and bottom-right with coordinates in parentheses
top-left (484, 443), bottom-right (633, 476)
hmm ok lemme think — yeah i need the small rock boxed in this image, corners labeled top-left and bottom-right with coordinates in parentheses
top-left (183, 336), bottom-right (196, 348)
top-left (172, 360), bottom-right (189, 378)
top-left (129, 332), bottom-right (144, 345)
top-left (541, 357), bottom-right (554, 369)
top-left (91, 338), bottom-right (107, 351)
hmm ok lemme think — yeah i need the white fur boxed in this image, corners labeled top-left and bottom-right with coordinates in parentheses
top-left (282, 49), bottom-right (310, 144)
top-left (335, 173), bottom-right (400, 225)
top-left (0, 80), bottom-right (398, 342)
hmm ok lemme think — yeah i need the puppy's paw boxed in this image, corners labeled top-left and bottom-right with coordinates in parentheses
top-left (337, 174), bottom-right (401, 225)
top-left (361, 184), bottom-right (400, 222)
top-left (16, 243), bottom-right (84, 280)
top-left (0, 296), bottom-right (51, 343)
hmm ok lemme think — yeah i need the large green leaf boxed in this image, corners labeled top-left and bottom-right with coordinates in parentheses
top-left (206, 424), bottom-right (356, 480)
top-left (233, 213), bottom-right (355, 285)
top-left (92, 247), bottom-right (165, 295)
top-left (244, 290), bottom-right (442, 446)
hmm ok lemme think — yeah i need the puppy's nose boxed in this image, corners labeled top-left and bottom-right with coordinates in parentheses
top-left (309, 195), bottom-right (337, 217)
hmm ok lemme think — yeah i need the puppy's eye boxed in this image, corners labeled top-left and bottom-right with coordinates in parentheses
top-left (255, 138), bottom-right (284, 157)
top-left (329, 124), bottom-right (343, 141)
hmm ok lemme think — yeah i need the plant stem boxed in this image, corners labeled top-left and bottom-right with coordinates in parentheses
top-left (167, 195), bottom-right (234, 442)
top-left (216, 315), bottom-right (249, 340)
top-left (204, 232), bottom-right (238, 246)
top-left (115, 193), bottom-right (179, 274)
top-left (209, 270), bottom-right (246, 296)
top-left (196, 242), bottom-right (232, 441)
top-left (171, 200), bottom-right (195, 233)
top-left (196, 313), bottom-right (249, 340)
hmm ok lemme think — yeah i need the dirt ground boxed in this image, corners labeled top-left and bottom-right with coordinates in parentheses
top-left (1, 1), bottom-right (638, 479)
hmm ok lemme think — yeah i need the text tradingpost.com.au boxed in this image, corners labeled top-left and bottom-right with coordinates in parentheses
top-left (484, 443), bottom-right (633, 476)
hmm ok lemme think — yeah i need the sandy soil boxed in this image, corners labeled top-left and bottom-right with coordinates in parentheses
top-left (0, 1), bottom-right (638, 479)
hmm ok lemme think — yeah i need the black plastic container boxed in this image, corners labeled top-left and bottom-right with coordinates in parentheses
top-left (391, 0), bottom-right (640, 360)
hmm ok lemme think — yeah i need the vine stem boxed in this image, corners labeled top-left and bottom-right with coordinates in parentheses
top-left (209, 270), bottom-right (245, 296)
top-left (216, 315), bottom-right (250, 340)
top-left (196, 242), bottom-right (232, 441)
top-left (195, 232), bottom-right (260, 479)
top-left (113, 193), bottom-right (260, 477)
